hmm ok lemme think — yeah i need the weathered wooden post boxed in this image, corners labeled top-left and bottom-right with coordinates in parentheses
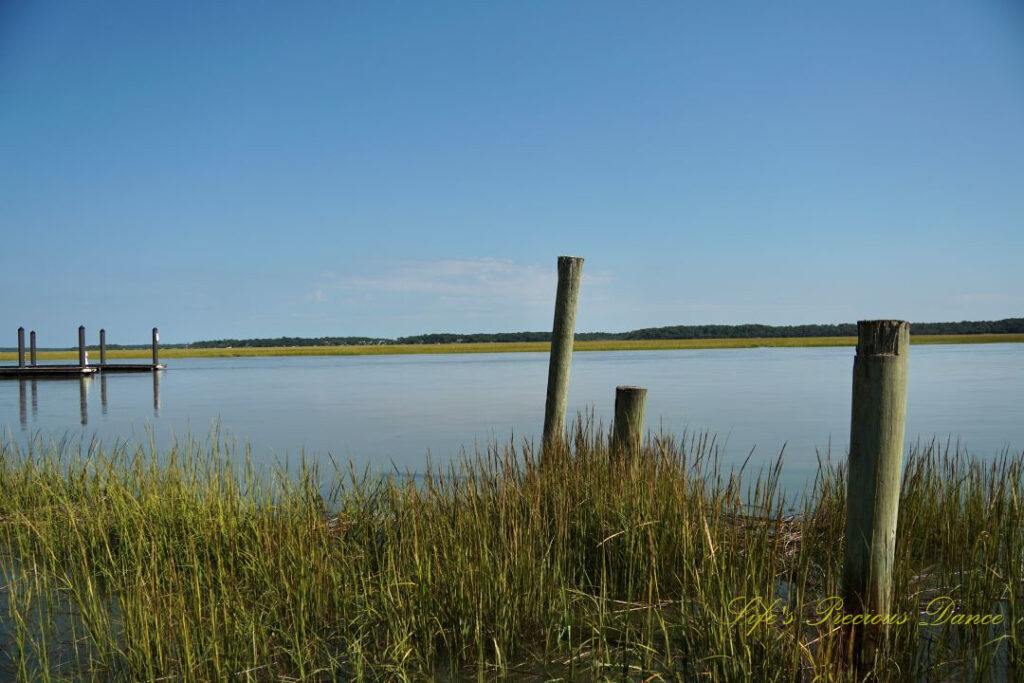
top-left (542, 256), bottom-right (584, 450)
top-left (78, 325), bottom-right (87, 367)
top-left (17, 327), bottom-right (25, 367)
top-left (152, 327), bottom-right (160, 367)
top-left (100, 329), bottom-right (107, 365)
top-left (612, 386), bottom-right (647, 459)
top-left (30, 331), bottom-right (37, 366)
top-left (842, 320), bottom-right (909, 670)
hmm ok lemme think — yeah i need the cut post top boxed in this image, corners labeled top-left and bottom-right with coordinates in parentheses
top-left (856, 320), bottom-right (909, 356)
top-left (556, 257), bottom-right (584, 283)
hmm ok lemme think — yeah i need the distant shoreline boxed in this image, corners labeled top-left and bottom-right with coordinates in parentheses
top-left (2, 333), bottom-right (1022, 361)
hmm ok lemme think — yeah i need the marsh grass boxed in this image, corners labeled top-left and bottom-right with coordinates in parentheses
top-left (0, 423), bottom-right (1020, 680)
top-left (2, 333), bottom-right (1021, 361)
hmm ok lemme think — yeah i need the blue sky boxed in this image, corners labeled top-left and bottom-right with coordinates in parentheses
top-left (2, 1), bottom-right (1022, 345)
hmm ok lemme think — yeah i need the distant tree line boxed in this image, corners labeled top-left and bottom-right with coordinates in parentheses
top-left (184, 336), bottom-right (389, 349)
top-left (173, 318), bottom-right (1022, 348)
top-left (610, 319), bottom-right (1022, 340)
top-left (393, 331), bottom-right (554, 344)
top-left (5, 319), bottom-right (1020, 351)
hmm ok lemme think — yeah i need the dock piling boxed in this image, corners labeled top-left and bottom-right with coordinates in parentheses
top-left (842, 320), bottom-right (909, 671)
top-left (18, 327), bottom-right (25, 368)
top-left (152, 327), bottom-right (160, 367)
top-left (30, 331), bottom-right (37, 366)
top-left (78, 326), bottom-right (86, 367)
top-left (100, 329), bottom-right (107, 365)
top-left (542, 256), bottom-right (584, 451)
top-left (612, 386), bottom-right (647, 459)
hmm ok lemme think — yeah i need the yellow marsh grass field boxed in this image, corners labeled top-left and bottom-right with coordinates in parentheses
top-left (2, 333), bottom-right (1021, 361)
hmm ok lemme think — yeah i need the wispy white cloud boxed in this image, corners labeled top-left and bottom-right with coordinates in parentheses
top-left (310, 258), bottom-right (607, 307)
top-left (345, 258), bottom-right (554, 300)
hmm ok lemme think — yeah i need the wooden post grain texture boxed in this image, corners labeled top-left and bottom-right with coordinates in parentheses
top-left (30, 331), bottom-right (37, 366)
top-left (17, 327), bottom-right (25, 368)
top-left (843, 319), bottom-right (909, 669)
top-left (612, 386), bottom-right (647, 459)
top-left (542, 256), bottom-right (584, 450)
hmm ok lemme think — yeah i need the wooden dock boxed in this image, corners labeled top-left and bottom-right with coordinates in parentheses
top-left (3, 326), bottom-right (166, 379)
top-left (0, 365), bottom-right (99, 378)
top-left (98, 363), bottom-right (167, 374)
top-left (0, 364), bottom-right (165, 379)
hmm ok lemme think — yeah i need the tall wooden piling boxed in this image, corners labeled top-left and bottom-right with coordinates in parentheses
top-left (612, 386), bottom-right (647, 459)
top-left (152, 327), bottom-right (160, 367)
top-left (78, 326), bottom-right (87, 367)
top-left (842, 320), bottom-right (909, 669)
top-left (542, 256), bottom-right (584, 450)
top-left (18, 327), bottom-right (25, 368)
top-left (30, 331), bottom-right (37, 366)
top-left (100, 329), bottom-right (107, 365)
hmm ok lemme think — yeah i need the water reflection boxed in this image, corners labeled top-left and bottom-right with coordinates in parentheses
top-left (18, 379), bottom-right (26, 428)
top-left (11, 371), bottom-right (163, 430)
top-left (153, 369), bottom-right (161, 416)
top-left (1, 348), bottom-right (1022, 496)
top-left (80, 377), bottom-right (89, 426)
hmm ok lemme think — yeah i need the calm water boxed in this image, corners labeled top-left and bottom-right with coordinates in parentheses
top-left (1, 344), bottom-right (1022, 495)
